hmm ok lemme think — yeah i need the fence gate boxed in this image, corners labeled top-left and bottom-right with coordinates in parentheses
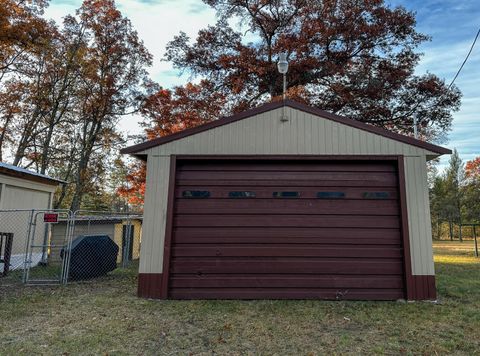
top-left (23, 210), bottom-right (73, 285)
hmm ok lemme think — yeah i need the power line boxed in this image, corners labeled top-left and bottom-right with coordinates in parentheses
top-left (412, 28), bottom-right (479, 139)
top-left (448, 28), bottom-right (480, 90)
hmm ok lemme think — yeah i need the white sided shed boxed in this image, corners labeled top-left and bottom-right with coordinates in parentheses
top-left (122, 100), bottom-right (451, 301)
top-left (0, 162), bottom-right (63, 269)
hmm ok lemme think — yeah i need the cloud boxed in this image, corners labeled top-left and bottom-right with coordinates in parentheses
top-left (45, 0), bottom-right (217, 137)
top-left (48, 0), bottom-right (78, 4)
top-left (388, 0), bottom-right (480, 168)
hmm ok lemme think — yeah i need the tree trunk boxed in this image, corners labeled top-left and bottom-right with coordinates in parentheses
top-left (12, 112), bottom-right (41, 166)
top-left (0, 115), bottom-right (12, 162)
top-left (40, 117), bottom-right (57, 174)
top-left (70, 166), bottom-right (85, 212)
top-left (436, 219), bottom-right (441, 240)
top-left (69, 118), bottom-right (103, 212)
top-left (54, 142), bottom-right (76, 209)
top-left (449, 221), bottom-right (453, 241)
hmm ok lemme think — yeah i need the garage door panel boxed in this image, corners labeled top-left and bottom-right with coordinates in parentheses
top-left (174, 214), bottom-right (400, 228)
top-left (169, 289), bottom-right (405, 300)
top-left (179, 162), bottom-right (397, 172)
top-left (175, 187), bottom-right (399, 200)
top-left (171, 258), bottom-right (404, 275)
top-left (174, 199), bottom-right (400, 215)
top-left (169, 159), bottom-right (405, 300)
top-left (177, 170), bottom-right (397, 183)
top-left (173, 227), bottom-right (402, 244)
top-left (173, 245), bottom-right (403, 258)
top-left (170, 275), bottom-right (405, 289)
top-left (177, 179), bottom-right (398, 187)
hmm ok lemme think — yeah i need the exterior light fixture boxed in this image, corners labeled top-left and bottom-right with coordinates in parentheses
top-left (277, 52), bottom-right (289, 100)
top-left (277, 52), bottom-right (289, 122)
top-left (413, 115), bottom-right (418, 139)
top-left (277, 53), bottom-right (289, 74)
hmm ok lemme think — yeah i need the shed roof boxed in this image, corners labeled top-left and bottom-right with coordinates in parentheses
top-left (0, 162), bottom-right (65, 186)
top-left (121, 100), bottom-right (451, 157)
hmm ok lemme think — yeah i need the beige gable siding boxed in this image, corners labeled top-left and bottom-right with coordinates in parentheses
top-left (139, 106), bottom-right (437, 276)
top-left (140, 107), bottom-right (433, 157)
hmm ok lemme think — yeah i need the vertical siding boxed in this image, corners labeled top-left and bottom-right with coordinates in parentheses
top-left (139, 106), bottom-right (439, 275)
top-left (147, 108), bottom-right (433, 157)
top-left (404, 156), bottom-right (435, 275)
top-left (139, 156), bottom-right (170, 274)
top-left (112, 220), bottom-right (142, 262)
top-left (1, 185), bottom-right (50, 255)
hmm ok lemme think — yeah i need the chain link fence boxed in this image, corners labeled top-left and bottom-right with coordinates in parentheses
top-left (66, 211), bottom-right (142, 281)
top-left (0, 209), bottom-right (142, 286)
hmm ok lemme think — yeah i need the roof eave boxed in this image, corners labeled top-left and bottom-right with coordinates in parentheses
top-left (0, 167), bottom-right (66, 186)
top-left (121, 99), bottom-right (451, 157)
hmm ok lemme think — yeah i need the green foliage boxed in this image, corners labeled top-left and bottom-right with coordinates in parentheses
top-left (430, 151), bottom-right (480, 239)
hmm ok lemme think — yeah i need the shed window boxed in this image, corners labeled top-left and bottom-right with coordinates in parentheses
top-left (273, 191), bottom-right (299, 198)
top-left (363, 192), bottom-right (390, 199)
top-left (229, 191), bottom-right (256, 198)
top-left (317, 192), bottom-right (345, 199)
top-left (182, 190), bottom-right (210, 198)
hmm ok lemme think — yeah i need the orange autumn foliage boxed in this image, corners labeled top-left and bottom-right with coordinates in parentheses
top-left (118, 81), bottom-right (226, 206)
top-left (117, 160), bottom-right (146, 207)
top-left (465, 157), bottom-right (480, 181)
top-left (119, 0), bottom-right (463, 206)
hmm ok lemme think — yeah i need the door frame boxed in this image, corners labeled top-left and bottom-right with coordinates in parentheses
top-left (160, 154), bottom-right (413, 299)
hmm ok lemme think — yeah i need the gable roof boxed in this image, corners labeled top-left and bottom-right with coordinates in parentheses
top-left (121, 99), bottom-right (451, 157)
top-left (0, 162), bottom-right (65, 186)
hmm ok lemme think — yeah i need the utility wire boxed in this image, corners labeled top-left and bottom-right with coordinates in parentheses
top-left (414, 27), bottom-right (480, 138)
top-left (447, 28), bottom-right (480, 90)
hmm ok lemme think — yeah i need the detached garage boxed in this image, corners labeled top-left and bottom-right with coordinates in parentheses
top-left (122, 100), bottom-right (450, 301)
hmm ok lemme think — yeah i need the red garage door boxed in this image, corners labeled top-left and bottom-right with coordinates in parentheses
top-left (169, 159), bottom-right (406, 300)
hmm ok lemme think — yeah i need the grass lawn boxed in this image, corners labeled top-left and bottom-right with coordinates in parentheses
top-left (1, 240), bottom-right (479, 355)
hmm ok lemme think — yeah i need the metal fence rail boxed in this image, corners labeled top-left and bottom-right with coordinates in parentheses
top-left (0, 209), bottom-right (142, 285)
top-left (459, 223), bottom-right (479, 257)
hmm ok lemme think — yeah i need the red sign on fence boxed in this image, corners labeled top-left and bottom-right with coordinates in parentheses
top-left (44, 213), bottom-right (59, 223)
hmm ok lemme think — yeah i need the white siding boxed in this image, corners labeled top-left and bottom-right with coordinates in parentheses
top-left (138, 106), bottom-right (439, 276)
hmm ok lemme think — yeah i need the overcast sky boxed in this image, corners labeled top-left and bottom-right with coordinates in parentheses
top-left (44, 0), bottom-right (479, 169)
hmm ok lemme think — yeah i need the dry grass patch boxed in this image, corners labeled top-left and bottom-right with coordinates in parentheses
top-left (1, 241), bottom-right (479, 355)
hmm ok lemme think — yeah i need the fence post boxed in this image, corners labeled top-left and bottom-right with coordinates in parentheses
top-left (40, 213), bottom-right (50, 264)
top-left (122, 216), bottom-right (132, 268)
top-left (22, 209), bottom-right (35, 283)
top-left (62, 211), bottom-right (75, 284)
top-left (474, 225), bottom-right (478, 258)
